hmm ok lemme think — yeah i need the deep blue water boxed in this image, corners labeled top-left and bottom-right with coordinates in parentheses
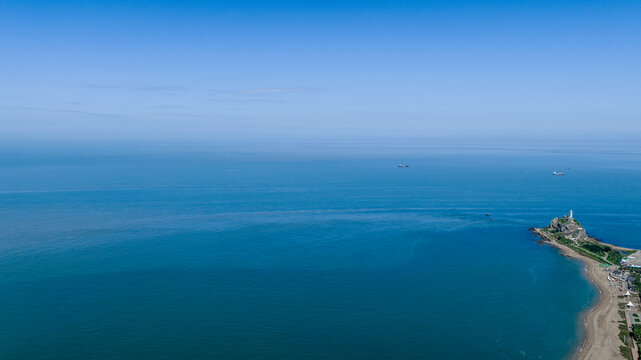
top-left (1, 145), bottom-right (641, 359)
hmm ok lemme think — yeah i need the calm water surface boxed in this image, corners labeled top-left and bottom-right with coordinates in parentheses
top-left (1, 145), bottom-right (640, 359)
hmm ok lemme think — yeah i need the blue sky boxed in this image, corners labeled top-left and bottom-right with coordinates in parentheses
top-left (1, 0), bottom-right (640, 144)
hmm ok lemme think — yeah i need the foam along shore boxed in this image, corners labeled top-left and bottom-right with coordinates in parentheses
top-left (532, 214), bottom-right (640, 360)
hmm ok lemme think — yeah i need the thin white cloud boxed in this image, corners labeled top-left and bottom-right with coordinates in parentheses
top-left (207, 87), bottom-right (315, 103)
top-left (209, 97), bottom-right (285, 104)
top-left (14, 106), bottom-right (125, 118)
top-left (239, 88), bottom-right (314, 95)
top-left (154, 105), bottom-right (188, 109)
top-left (210, 87), bottom-right (316, 96)
top-left (83, 84), bottom-right (186, 93)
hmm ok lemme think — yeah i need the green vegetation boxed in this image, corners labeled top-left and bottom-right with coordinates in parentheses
top-left (539, 227), bottom-right (615, 265)
top-left (631, 324), bottom-right (641, 342)
top-left (556, 235), bottom-right (572, 246)
top-left (620, 345), bottom-right (634, 360)
top-left (559, 217), bottom-right (569, 224)
top-left (618, 321), bottom-right (634, 359)
top-left (548, 231), bottom-right (615, 265)
top-left (579, 242), bottom-right (611, 256)
top-left (634, 314), bottom-right (639, 318)
top-left (608, 251), bottom-right (624, 264)
top-left (620, 324), bottom-right (633, 347)
top-left (567, 243), bottom-right (613, 265)
top-left (632, 324), bottom-right (641, 360)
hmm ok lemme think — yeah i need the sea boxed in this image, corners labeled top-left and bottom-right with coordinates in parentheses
top-left (1, 141), bottom-right (641, 359)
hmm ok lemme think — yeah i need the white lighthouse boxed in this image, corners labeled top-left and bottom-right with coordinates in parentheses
top-left (569, 210), bottom-right (573, 219)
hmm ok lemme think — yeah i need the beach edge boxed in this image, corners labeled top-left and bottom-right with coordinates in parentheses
top-left (532, 228), bottom-right (627, 360)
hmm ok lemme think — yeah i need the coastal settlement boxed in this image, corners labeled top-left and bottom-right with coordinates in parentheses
top-left (533, 212), bottom-right (641, 360)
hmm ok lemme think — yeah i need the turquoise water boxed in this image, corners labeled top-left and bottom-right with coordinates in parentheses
top-left (1, 145), bottom-right (641, 359)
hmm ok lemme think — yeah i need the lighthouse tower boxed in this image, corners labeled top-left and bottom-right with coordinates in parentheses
top-left (569, 210), bottom-right (573, 219)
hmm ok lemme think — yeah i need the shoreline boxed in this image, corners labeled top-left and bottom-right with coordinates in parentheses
top-left (533, 228), bottom-right (633, 360)
top-left (568, 259), bottom-right (602, 360)
top-left (569, 249), bottom-right (604, 360)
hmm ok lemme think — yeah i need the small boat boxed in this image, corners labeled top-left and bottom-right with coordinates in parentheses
top-left (553, 171), bottom-right (565, 176)
top-left (398, 164), bottom-right (409, 168)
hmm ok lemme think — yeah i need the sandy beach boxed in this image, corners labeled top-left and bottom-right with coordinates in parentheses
top-left (534, 229), bottom-right (637, 360)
